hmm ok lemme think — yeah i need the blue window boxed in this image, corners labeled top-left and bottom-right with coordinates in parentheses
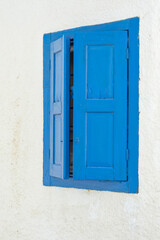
top-left (43, 17), bottom-right (139, 193)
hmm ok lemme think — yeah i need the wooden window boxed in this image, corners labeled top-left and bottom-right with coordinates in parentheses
top-left (43, 17), bottom-right (139, 193)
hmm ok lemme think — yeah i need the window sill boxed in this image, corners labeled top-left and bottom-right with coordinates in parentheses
top-left (43, 177), bottom-right (138, 193)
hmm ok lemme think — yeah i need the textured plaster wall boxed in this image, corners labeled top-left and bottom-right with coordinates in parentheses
top-left (0, 0), bottom-right (160, 239)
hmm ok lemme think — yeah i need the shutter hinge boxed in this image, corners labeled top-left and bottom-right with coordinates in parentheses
top-left (126, 149), bottom-right (129, 161)
top-left (126, 48), bottom-right (129, 59)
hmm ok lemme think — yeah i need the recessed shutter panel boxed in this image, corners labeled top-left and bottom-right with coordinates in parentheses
top-left (50, 36), bottom-right (69, 179)
top-left (73, 31), bottom-right (128, 181)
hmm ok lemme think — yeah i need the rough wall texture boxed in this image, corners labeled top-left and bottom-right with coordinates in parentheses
top-left (0, 0), bottom-right (160, 239)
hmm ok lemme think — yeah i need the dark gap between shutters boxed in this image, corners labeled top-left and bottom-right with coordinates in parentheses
top-left (69, 39), bottom-right (73, 177)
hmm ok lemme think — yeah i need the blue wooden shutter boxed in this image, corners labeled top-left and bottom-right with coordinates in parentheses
top-left (50, 36), bottom-right (69, 179)
top-left (73, 31), bottom-right (128, 181)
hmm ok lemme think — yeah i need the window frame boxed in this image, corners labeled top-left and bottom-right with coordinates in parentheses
top-left (43, 17), bottom-right (139, 193)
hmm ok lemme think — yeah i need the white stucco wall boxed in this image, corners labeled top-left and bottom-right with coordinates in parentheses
top-left (0, 0), bottom-right (160, 239)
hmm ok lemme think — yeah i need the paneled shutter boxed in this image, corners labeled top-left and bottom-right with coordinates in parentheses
top-left (73, 31), bottom-right (128, 181)
top-left (50, 36), bottom-right (69, 179)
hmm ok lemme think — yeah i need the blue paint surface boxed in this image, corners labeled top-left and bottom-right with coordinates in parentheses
top-left (43, 17), bottom-right (139, 193)
top-left (73, 31), bottom-right (128, 181)
top-left (87, 45), bottom-right (113, 99)
top-left (49, 36), bottom-right (70, 179)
